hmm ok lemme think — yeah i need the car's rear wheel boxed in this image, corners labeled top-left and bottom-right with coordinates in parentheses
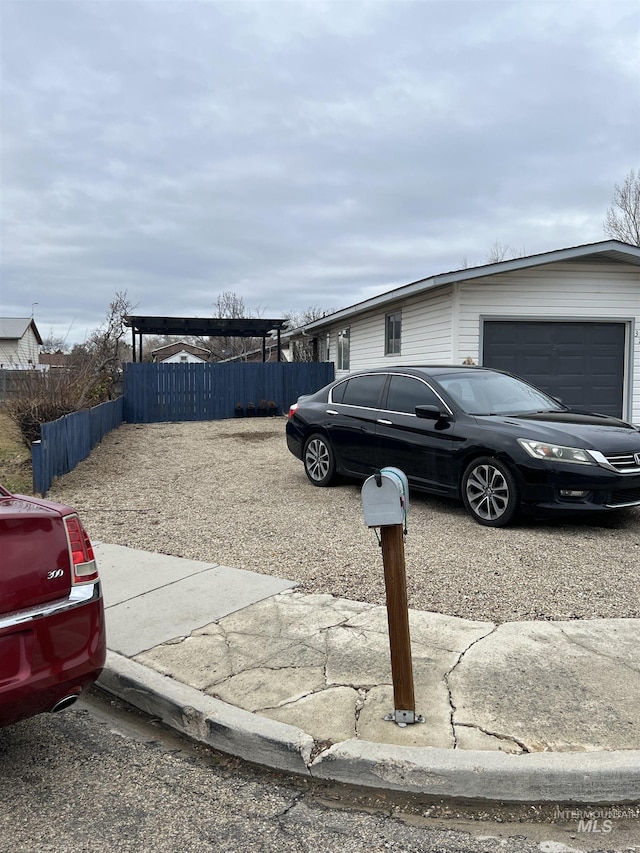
top-left (461, 456), bottom-right (519, 527)
top-left (303, 434), bottom-right (336, 487)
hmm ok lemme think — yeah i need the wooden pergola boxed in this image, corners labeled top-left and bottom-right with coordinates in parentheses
top-left (124, 315), bottom-right (288, 363)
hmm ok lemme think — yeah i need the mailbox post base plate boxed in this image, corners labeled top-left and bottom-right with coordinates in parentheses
top-left (384, 709), bottom-right (425, 728)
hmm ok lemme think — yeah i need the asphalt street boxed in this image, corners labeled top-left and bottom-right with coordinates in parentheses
top-left (0, 690), bottom-right (639, 853)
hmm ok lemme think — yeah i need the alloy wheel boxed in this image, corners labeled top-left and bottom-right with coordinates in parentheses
top-left (304, 436), bottom-right (334, 485)
top-left (464, 462), bottom-right (513, 524)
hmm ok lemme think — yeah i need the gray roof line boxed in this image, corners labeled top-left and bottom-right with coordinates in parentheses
top-left (0, 317), bottom-right (43, 344)
top-left (302, 240), bottom-right (640, 332)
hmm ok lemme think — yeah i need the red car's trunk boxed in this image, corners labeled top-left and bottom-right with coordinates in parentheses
top-left (0, 489), bottom-right (105, 726)
top-left (0, 495), bottom-right (72, 615)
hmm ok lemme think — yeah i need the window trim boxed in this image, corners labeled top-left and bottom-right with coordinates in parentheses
top-left (337, 327), bottom-right (350, 371)
top-left (329, 372), bottom-right (387, 409)
top-left (385, 311), bottom-right (402, 356)
top-left (381, 373), bottom-right (453, 416)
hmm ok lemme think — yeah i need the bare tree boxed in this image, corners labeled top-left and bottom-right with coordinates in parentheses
top-left (72, 291), bottom-right (135, 407)
top-left (285, 305), bottom-right (331, 328)
top-left (214, 291), bottom-right (249, 319)
top-left (285, 306), bottom-right (334, 362)
top-left (485, 242), bottom-right (527, 264)
top-left (5, 292), bottom-right (136, 446)
top-left (207, 291), bottom-right (263, 361)
top-left (604, 169), bottom-right (640, 246)
top-left (40, 333), bottom-right (70, 354)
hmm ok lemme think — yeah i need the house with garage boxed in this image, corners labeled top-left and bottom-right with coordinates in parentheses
top-left (0, 318), bottom-right (43, 369)
top-left (299, 240), bottom-right (640, 422)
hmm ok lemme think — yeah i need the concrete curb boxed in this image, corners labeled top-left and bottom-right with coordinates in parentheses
top-left (99, 651), bottom-right (640, 803)
top-left (99, 652), bottom-right (315, 777)
top-left (310, 741), bottom-right (640, 803)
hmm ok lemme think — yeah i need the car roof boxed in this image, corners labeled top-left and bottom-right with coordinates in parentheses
top-left (338, 365), bottom-right (501, 379)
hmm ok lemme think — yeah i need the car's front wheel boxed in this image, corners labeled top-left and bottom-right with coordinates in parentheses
top-left (303, 434), bottom-right (336, 487)
top-left (461, 456), bottom-right (519, 527)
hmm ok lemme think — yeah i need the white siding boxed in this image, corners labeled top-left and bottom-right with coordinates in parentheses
top-left (317, 258), bottom-right (640, 422)
top-left (326, 287), bottom-right (456, 378)
top-left (0, 327), bottom-right (40, 367)
top-left (161, 350), bottom-right (208, 364)
top-left (457, 261), bottom-right (640, 422)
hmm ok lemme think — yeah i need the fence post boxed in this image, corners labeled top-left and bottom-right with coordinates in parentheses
top-left (31, 439), bottom-right (44, 496)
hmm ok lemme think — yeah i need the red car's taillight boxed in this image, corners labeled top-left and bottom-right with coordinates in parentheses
top-left (64, 514), bottom-right (99, 585)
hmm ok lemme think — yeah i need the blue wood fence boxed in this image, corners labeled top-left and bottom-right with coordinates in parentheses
top-left (31, 362), bottom-right (334, 493)
top-left (32, 397), bottom-right (124, 495)
top-left (123, 361), bottom-right (334, 423)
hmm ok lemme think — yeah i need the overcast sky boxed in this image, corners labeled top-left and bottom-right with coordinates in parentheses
top-left (1, 0), bottom-right (639, 346)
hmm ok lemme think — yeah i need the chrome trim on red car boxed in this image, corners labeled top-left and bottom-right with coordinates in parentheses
top-left (0, 581), bottom-right (102, 631)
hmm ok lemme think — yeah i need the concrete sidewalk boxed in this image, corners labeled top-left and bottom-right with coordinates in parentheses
top-left (95, 543), bottom-right (640, 803)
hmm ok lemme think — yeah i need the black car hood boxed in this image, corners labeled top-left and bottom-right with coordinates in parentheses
top-left (475, 411), bottom-right (640, 452)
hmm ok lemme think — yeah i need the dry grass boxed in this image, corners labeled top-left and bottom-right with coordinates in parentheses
top-left (0, 410), bottom-right (33, 494)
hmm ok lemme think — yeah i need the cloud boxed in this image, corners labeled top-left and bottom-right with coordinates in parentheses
top-left (1, 0), bottom-right (638, 344)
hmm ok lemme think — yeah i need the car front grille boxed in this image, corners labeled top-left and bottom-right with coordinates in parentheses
top-left (605, 487), bottom-right (640, 508)
top-left (602, 452), bottom-right (640, 473)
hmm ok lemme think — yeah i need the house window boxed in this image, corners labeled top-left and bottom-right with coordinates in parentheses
top-left (337, 328), bottom-right (350, 370)
top-left (385, 311), bottom-right (402, 355)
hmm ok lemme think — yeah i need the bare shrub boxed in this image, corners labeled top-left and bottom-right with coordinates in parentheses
top-left (3, 291), bottom-right (134, 448)
top-left (3, 369), bottom-right (87, 447)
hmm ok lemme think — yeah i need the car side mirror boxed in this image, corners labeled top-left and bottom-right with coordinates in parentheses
top-left (415, 404), bottom-right (450, 421)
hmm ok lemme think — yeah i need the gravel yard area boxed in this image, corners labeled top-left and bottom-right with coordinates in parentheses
top-left (48, 418), bottom-right (640, 623)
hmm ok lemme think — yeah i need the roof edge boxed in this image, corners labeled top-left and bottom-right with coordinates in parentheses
top-left (302, 240), bottom-right (640, 332)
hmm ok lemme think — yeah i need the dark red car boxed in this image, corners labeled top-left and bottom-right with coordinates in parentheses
top-left (0, 485), bottom-right (106, 726)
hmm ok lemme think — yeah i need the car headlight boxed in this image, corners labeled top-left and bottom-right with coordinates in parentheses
top-left (517, 438), bottom-right (595, 464)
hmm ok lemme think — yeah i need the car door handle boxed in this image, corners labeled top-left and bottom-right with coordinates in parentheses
top-left (377, 419), bottom-right (393, 425)
top-left (326, 409), bottom-right (339, 416)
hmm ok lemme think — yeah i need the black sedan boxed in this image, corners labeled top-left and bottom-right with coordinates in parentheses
top-left (286, 366), bottom-right (640, 527)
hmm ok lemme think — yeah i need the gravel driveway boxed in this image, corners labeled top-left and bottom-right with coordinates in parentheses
top-left (48, 418), bottom-right (640, 623)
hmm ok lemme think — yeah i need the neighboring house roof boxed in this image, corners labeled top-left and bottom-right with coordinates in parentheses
top-left (39, 352), bottom-right (71, 368)
top-left (151, 341), bottom-right (211, 358)
top-left (0, 317), bottom-right (43, 344)
top-left (302, 240), bottom-right (640, 333)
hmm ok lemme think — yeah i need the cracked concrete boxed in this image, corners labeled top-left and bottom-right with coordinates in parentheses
top-left (448, 619), bottom-right (640, 752)
top-left (133, 590), bottom-right (640, 754)
top-left (96, 544), bottom-right (640, 802)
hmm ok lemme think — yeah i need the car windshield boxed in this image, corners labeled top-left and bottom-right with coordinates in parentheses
top-left (436, 371), bottom-right (566, 416)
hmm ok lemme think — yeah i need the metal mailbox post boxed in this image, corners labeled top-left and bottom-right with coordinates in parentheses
top-left (361, 468), bottom-right (423, 726)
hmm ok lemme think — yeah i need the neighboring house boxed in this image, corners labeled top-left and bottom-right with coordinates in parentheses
top-left (151, 341), bottom-right (211, 364)
top-left (0, 318), bottom-right (43, 369)
top-left (298, 240), bottom-right (640, 422)
top-left (39, 352), bottom-right (71, 370)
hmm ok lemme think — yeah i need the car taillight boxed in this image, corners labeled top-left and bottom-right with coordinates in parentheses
top-left (63, 514), bottom-right (99, 585)
top-left (288, 403), bottom-right (299, 418)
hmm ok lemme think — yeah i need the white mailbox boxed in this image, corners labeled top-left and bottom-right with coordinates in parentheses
top-left (361, 467), bottom-right (409, 528)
